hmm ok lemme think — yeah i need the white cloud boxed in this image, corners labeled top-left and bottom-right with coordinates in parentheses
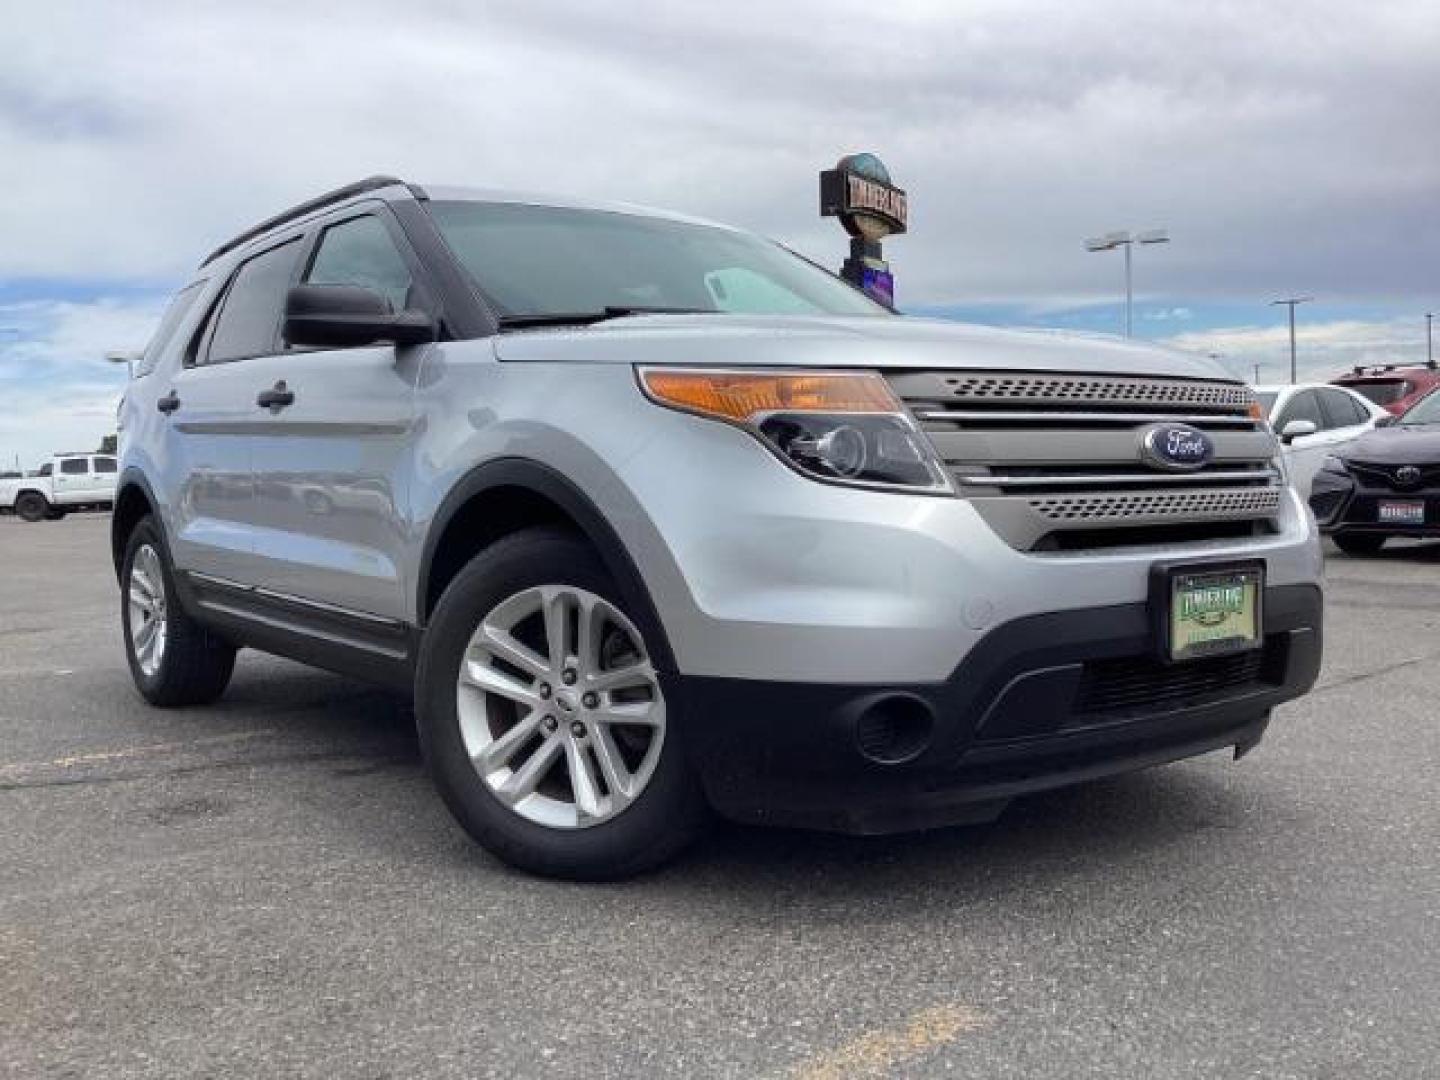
top-left (2, 0), bottom-right (1438, 305)
top-left (1163, 317), bottom-right (1436, 384)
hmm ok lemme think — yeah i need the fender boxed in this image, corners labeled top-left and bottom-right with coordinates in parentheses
top-left (111, 468), bottom-right (165, 581)
top-left (416, 457), bottom-right (678, 674)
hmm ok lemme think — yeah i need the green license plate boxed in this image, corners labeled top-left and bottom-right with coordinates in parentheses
top-left (1167, 566), bottom-right (1263, 662)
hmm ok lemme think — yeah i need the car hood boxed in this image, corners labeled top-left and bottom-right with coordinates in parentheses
top-left (493, 313), bottom-right (1235, 380)
top-left (1340, 424), bottom-right (1440, 464)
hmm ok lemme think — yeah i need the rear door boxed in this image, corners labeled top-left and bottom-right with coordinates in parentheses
top-left (52, 457), bottom-right (92, 503)
top-left (161, 238), bottom-right (306, 584)
top-left (242, 207), bottom-right (432, 621)
top-left (92, 455), bottom-right (118, 501)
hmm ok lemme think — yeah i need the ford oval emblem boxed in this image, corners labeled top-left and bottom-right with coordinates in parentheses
top-left (1139, 423), bottom-right (1215, 472)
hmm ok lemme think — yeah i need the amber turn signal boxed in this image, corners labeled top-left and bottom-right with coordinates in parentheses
top-left (639, 368), bottom-right (900, 423)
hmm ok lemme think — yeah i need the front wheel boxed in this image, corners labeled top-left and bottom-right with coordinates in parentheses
top-left (1333, 534), bottom-right (1386, 556)
top-left (416, 527), bottom-right (707, 880)
top-left (14, 492), bottom-right (48, 522)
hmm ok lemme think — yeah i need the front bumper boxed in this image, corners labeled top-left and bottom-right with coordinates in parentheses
top-left (1310, 468), bottom-right (1440, 536)
top-left (670, 583), bottom-right (1322, 833)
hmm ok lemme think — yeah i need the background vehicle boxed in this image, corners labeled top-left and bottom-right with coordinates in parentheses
top-left (0, 453), bottom-right (118, 522)
top-left (111, 176), bottom-right (1323, 879)
top-left (1309, 387), bottom-right (1440, 554)
top-left (1331, 363), bottom-right (1440, 417)
top-left (1252, 383), bottom-right (1387, 497)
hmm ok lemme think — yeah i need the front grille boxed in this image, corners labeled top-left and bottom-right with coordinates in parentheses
top-left (888, 369), bottom-right (1283, 550)
top-left (928, 372), bottom-right (1256, 411)
top-left (1075, 648), bottom-right (1269, 716)
top-left (1029, 488), bottom-right (1282, 522)
top-left (1347, 460), bottom-right (1440, 491)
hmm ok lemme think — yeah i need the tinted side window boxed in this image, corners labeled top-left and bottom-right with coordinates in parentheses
top-left (1276, 390), bottom-right (1324, 431)
top-left (204, 240), bottom-right (302, 365)
top-left (136, 281), bottom-right (205, 378)
top-left (304, 216), bottom-right (413, 313)
top-left (60, 458), bottom-right (88, 475)
top-left (1319, 389), bottom-right (1366, 427)
top-left (94, 457), bottom-right (117, 474)
top-left (37, 463), bottom-right (52, 477)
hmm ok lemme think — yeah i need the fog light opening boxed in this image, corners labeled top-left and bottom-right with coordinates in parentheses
top-left (855, 694), bottom-right (935, 765)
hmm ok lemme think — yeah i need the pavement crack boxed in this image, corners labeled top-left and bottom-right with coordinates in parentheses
top-left (1310, 652), bottom-right (1440, 695)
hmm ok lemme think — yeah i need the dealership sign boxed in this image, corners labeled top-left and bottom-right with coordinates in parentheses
top-left (819, 153), bottom-right (906, 305)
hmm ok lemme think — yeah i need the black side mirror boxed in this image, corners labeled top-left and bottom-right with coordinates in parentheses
top-left (284, 284), bottom-right (437, 348)
top-left (1374, 414), bottom-right (1398, 428)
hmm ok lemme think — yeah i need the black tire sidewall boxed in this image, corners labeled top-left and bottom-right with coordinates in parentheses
top-left (16, 493), bottom-right (46, 522)
top-left (416, 528), bottom-right (704, 879)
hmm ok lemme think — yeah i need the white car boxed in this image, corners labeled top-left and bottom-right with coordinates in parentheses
top-left (1253, 383), bottom-right (1389, 497)
top-left (0, 452), bottom-right (118, 522)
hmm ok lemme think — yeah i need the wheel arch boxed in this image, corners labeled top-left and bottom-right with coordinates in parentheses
top-left (417, 458), bottom-right (677, 673)
top-left (111, 470), bottom-right (162, 581)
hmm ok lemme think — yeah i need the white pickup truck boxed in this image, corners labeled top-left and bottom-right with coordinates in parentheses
top-left (0, 453), bottom-right (118, 522)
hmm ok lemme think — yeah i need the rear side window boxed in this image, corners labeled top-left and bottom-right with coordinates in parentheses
top-left (136, 281), bottom-right (205, 378)
top-left (304, 215), bottom-right (414, 313)
top-left (1319, 389), bottom-right (1367, 428)
top-left (203, 240), bottom-right (303, 365)
top-left (1344, 379), bottom-right (1408, 407)
top-left (60, 458), bottom-right (88, 475)
top-left (93, 457), bottom-right (117, 473)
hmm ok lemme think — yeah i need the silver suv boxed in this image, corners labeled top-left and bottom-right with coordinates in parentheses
top-left (113, 176), bottom-right (1324, 878)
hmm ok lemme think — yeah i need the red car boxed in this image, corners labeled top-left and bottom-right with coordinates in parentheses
top-left (1332, 364), bottom-right (1440, 417)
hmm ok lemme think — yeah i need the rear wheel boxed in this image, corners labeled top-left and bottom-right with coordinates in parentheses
top-left (1334, 534), bottom-right (1386, 556)
top-left (417, 527), bottom-right (706, 880)
top-left (15, 492), bottom-right (48, 523)
top-left (121, 517), bottom-right (237, 706)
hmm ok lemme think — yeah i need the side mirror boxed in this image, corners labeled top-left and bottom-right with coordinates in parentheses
top-left (1374, 414), bottom-right (1398, 428)
top-left (1280, 419), bottom-right (1318, 444)
top-left (284, 284), bottom-right (437, 348)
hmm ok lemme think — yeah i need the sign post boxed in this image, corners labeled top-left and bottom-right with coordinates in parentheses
top-left (819, 153), bottom-right (907, 307)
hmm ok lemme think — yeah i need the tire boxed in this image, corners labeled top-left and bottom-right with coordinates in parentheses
top-left (1334, 534), bottom-right (1386, 556)
top-left (14, 491), bottom-right (48, 523)
top-left (416, 526), bottom-right (707, 880)
top-left (121, 516), bottom-right (237, 706)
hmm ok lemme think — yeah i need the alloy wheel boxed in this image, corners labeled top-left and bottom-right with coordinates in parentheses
top-left (128, 544), bottom-right (169, 678)
top-left (456, 585), bottom-right (666, 829)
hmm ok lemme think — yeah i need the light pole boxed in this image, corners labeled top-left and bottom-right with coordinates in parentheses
top-left (1271, 297), bottom-right (1313, 385)
top-left (1427, 312), bottom-right (1435, 371)
top-left (1084, 229), bottom-right (1170, 338)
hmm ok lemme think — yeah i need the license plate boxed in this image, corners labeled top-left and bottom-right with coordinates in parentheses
top-left (1378, 501), bottom-right (1425, 524)
top-left (1166, 566), bottom-right (1263, 663)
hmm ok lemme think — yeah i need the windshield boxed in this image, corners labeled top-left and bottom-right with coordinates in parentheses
top-left (1342, 379), bottom-right (1409, 406)
top-left (1255, 391), bottom-right (1278, 416)
top-left (1400, 389), bottom-right (1440, 425)
top-left (427, 201), bottom-right (887, 321)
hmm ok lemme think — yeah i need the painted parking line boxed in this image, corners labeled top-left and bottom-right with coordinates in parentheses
top-left (0, 730), bottom-right (279, 785)
top-left (790, 1003), bottom-right (992, 1080)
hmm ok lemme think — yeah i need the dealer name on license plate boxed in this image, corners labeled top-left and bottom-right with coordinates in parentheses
top-left (1166, 567), bottom-right (1263, 663)
top-left (1378, 501), bottom-right (1425, 524)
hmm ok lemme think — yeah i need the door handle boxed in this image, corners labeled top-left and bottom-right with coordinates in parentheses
top-left (156, 390), bottom-right (181, 414)
top-left (257, 381), bottom-right (295, 410)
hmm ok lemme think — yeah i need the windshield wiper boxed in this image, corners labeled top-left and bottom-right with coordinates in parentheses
top-left (496, 306), bottom-right (717, 330)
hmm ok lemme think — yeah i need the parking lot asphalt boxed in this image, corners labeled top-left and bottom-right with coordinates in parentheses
top-left (2, 514), bottom-right (1438, 1079)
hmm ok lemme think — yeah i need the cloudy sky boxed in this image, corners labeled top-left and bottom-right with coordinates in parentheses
top-left (3, 0), bottom-right (1438, 466)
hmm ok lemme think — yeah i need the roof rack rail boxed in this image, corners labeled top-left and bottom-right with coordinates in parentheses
top-left (199, 175), bottom-right (415, 268)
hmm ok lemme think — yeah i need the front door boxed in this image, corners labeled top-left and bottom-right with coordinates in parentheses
top-left (245, 210), bottom-right (430, 621)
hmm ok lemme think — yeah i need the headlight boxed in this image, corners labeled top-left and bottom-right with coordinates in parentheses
top-left (637, 367), bottom-right (952, 493)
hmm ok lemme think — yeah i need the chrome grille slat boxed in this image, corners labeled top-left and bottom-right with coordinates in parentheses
top-left (916, 410), bottom-right (1261, 427)
top-left (886, 369), bottom-right (1281, 551)
top-left (960, 468), bottom-right (1281, 489)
